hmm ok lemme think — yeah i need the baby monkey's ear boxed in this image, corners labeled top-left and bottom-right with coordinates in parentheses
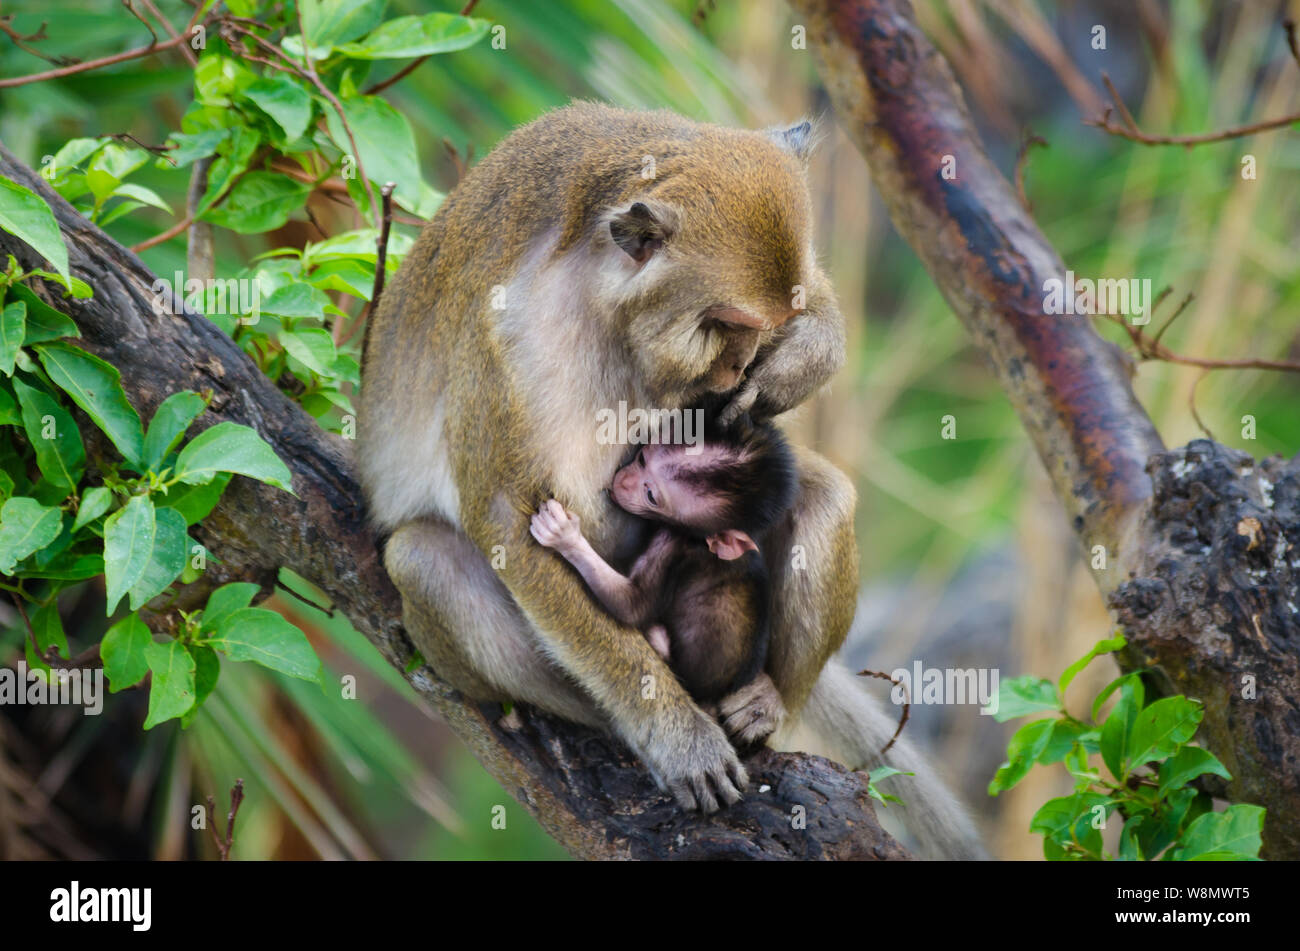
top-left (706, 530), bottom-right (759, 561)
top-left (609, 200), bottom-right (679, 263)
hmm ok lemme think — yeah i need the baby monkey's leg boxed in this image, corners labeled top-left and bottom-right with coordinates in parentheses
top-left (644, 623), bottom-right (671, 661)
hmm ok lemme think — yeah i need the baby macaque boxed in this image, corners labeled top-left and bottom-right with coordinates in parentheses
top-left (530, 418), bottom-right (797, 709)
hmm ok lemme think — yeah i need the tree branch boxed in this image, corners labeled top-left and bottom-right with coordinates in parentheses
top-left (0, 142), bottom-right (906, 861)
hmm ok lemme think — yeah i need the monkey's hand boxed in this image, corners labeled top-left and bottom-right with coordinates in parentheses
top-left (639, 709), bottom-right (749, 814)
top-left (720, 281), bottom-right (845, 423)
top-left (717, 673), bottom-right (787, 748)
top-left (529, 499), bottom-right (583, 554)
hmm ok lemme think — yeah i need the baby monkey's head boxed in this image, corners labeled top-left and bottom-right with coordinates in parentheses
top-left (610, 417), bottom-right (798, 561)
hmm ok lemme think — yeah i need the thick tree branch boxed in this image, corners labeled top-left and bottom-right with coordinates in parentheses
top-left (0, 142), bottom-right (906, 861)
top-left (790, 0), bottom-right (1300, 857)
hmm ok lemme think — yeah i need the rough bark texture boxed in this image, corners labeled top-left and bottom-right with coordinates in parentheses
top-left (1111, 442), bottom-right (1300, 858)
top-left (790, 0), bottom-right (1299, 856)
top-left (0, 142), bottom-right (906, 861)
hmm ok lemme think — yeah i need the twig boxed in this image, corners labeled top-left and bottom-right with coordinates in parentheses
top-left (1013, 130), bottom-right (1047, 213)
top-left (336, 182), bottom-right (396, 347)
top-left (1285, 18), bottom-right (1300, 70)
top-left (0, 26), bottom-right (200, 87)
top-left (138, 0), bottom-right (197, 66)
top-left (121, 0), bottom-right (159, 46)
top-left (363, 0), bottom-right (481, 95)
top-left (108, 133), bottom-right (176, 165)
top-left (205, 779), bottom-right (245, 861)
top-left (441, 138), bottom-right (475, 184)
top-left (1088, 70), bottom-right (1300, 146)
top-left (1188, 369), bottom-right (1215, 441)
top-left (1149, 291), bottom-right (1194, 349)
top-left (0, 16), bottom-right (75, 66)
top-left (131, 211), bottom-right (194, 253)
top-left (857, 668), bottom-right (910, 755)
top-left (15, 599), bottom-right (102, 670)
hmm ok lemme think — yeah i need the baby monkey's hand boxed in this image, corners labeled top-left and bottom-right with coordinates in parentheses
top-left (530, 499), bottom-right (583, 553)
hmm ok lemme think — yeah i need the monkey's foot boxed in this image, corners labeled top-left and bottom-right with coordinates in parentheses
top-left (717, 673), bottom-right (786, 747)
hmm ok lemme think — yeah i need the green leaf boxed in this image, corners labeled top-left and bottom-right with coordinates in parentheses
top-left (142, 391), bottom-right (206, 472)
top-left (143, 638), bottom-right (196, 728)
top-left (5, 283), bottom-right (79, 343)
top-left (336, 12), bottom-right (490, 59)
top-left (161, 471), bottom-right (231, 525)
top-left (165, 129), bottom-right (228, 168)
top-left (182, 643), bottom-right (220, 726)
top-left (0, 383), bottom-right (20, 426)
top-left (202, 172), bottom-right (311, 234)
top-left (206, 607), bottom-right (322, 682)
top-left (72, 485), bottom-right (114, 532)
top-left (263, 282), bottom-right (330, 319)
top-left (20, 553), bottom-right (103, 581)
top-left (988, 718), bottom-right (1055, 795)
top-left (35, 342), bottom-right (144, 467)
top-left (128, 506), bottom-right (189, 610)
top-left (200, 581), bottom-right (261, 633)
top-left (1157, 746), bottom-right (1233, 799)
top-left (1173, 805), bottom-right (1265, 861)
top-left (195, 125), bottom-right (261, 217)
top-left (301, 0), bottom-right (388, 49)
top-left (1136, 785), bottom-right (1197, 859)
top-left (324, 94), bottom-right (426, 214)
top-left (985, 675), bottom-right (1059, 721)
top-left (0, 496), bottom-right (63, 572)
top-left (13, 377), bottom-right (84, 493)
top-left (101, 612), bottom-right (152, 692)
top-left (174, 422), bottom-right (293, 491)
top-left (1029, 791), bottom-right (1112, 857)
top-left (112, 183), bottom-right (172, 214)
top-left (243, 75), bottom-right (314, 143)
top-left (30, 600), bottom-right (68, 661)
top-left (0, 300), bottom-right (25, 375)
top-left (1099, 673), bottom-right (1143, 779)
top-left (0, 173), bottom-right (69, 284)
top-left (280, 326), bottom-right (337, 376)
top-left (103, 495), bottom-right (156, 615)
top-left (1059, 632), bottom-right (1125, 697)
top-left (1127, 696), bottom-right (1203, 773)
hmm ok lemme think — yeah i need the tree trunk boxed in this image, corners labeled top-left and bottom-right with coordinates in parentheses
top-left (789, 0), bottom-right (1299, 857)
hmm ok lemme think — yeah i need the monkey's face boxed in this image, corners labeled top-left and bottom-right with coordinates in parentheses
top-left (601, 135), bottom-right (813, 405)
top-left (610, 444), bottom-right (727, 531)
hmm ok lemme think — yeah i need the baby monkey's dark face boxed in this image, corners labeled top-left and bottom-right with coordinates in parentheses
top-left (610, 443), bottom-right (730, 533)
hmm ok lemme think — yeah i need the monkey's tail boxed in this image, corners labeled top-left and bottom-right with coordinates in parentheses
top-left (784, 662), bottom-right (989, 860)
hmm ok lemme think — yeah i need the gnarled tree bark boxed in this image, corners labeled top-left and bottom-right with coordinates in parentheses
top-left (0, 142), bottom-right (907, 861)
top-left (790, 0), bottom-right (1299, 857)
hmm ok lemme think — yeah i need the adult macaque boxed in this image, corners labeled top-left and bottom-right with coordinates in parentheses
top-left (530, 418), bottom-right (795, 743)
top-left (360, 103), bottom-right (982, 854)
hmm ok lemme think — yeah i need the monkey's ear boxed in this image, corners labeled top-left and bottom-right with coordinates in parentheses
top-left (609, 201), bottom-right (678, 264)
top-left (707, 530), bottom-right (759, 561)
top-left (766, 119), bottom-right (816, 162)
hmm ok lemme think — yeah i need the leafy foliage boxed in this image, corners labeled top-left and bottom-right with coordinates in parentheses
top-left (988, 633), bottom-right (1264, 860)
top-left (0, 179), bottom-right (311, 728)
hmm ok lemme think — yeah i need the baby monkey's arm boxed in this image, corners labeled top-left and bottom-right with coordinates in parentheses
top-left (531, 499), bottom-right (674, 628)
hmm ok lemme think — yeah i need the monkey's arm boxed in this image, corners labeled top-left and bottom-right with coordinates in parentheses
top-left (530, 500), bottom-right (654, 626)
top-left (498, 498), bottom-right (747, 813)
top-left (720, 272), bottom-right (845, 423)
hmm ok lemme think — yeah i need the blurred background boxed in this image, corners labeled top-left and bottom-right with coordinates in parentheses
top-left (1, 0), bottom-right (1298, 860)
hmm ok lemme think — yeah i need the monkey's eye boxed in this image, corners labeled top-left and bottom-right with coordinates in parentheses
top-left (646, 487), bottom-right (658, 506)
